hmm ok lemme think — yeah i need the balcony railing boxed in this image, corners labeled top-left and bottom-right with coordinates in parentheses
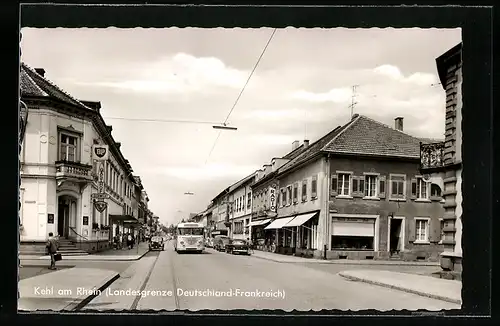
top-left (55, 160), bottom-right (93, 181)
top-left (420, 142), bottom-right (445, 170)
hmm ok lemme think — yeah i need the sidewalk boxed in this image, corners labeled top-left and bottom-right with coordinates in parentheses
top-left (247, 249), bottom-right (440, 266)
top-left (18, 267), bottom-right (119, 311)
top-left (81, 255), bottom-right (158, 311)
top-left (20, 242), bottom-right (150, 262)
top-left (338, 269), bottom-right (462, 305)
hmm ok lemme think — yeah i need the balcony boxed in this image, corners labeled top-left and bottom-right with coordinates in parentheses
top-left (420, 142), bottom-right (445, 172)
top-left (55, 160), bottom-right (93, 183)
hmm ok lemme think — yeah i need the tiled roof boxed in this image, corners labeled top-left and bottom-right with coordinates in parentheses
top-left (278, 124), bottom-right (346, 175)
top-left (321, 115), bottom-right (425, 159)
top-left (20, 63), bottom-right (90, 111)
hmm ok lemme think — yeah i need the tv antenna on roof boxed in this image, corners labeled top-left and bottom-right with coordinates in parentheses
top-left (348, 85), bottom-right (359, 118)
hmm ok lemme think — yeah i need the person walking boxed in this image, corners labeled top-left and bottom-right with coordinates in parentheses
top-left (247, 238), bottom-right (254, 254)
top-left (46, 232), bottom-right (59, 270)
top-left (127, 233), bottom-right (133, 249)
top-left (122, 232), bottom-right (127, 250)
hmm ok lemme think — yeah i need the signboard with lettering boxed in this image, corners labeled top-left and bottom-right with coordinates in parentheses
top-left (91, 193), bottom-right (110, 200)
top-left (268, 185), bottom-right (277, 212)
top-left (47, 213), bottom-right (54, 224)
top-left (94, 200), bottom-right (108, 213)
top-left (92, 144), bottom-right (109, 161)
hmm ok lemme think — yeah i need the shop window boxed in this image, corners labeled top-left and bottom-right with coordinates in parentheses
top-left (331, 236), bottom-right (374, 250)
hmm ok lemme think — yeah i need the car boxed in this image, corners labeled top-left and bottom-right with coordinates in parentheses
top-left (225, 239), bottom-right (251, 255)
top-left (149, 236), bottom-right (165, 251)
top-left (213, 235), bottom-right (230, 252)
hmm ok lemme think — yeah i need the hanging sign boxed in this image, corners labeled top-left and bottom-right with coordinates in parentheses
top-left (268, 184), bottom-right (277, 212)
top-left (92, 144), bottom-right (109, 161)
top-left (94, 200), bottom-right (108, 213)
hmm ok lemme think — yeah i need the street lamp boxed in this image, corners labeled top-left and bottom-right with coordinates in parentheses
top-left (184, 192), bottom-right (194, 195)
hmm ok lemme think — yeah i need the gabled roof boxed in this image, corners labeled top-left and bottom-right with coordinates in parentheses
top-left (228, 171), bottom-right (257, 193)
top-left (20, 63), bottom-right (92, 111)
top-left (321, 114), bottom-right (427, 159)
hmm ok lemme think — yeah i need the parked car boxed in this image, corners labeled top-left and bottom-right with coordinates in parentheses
top-left (149, 236), bottom-right (165, 251)
top-left (225, 239), bottom-right (251, 255)
top-left (213, 235), bottom-right (230, 251)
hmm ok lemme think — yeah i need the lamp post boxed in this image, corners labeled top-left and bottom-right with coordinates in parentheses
top-left (212, 123), bottom-right (237, 131)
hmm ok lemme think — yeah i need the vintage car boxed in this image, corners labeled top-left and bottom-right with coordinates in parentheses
top-left (149, 236), bottom-right (165, 251)
top-left (213, 235), bottom-right (230, 252)
top-left (225, 239), bottom-right (251, 255)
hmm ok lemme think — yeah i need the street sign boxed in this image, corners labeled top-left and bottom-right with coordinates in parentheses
top-left (91, 193), bottom-right (110, 199)
top-left (94, 200), bottom-right (108, 213)
top-left (92, 144), bottom-right (109, 161)
top-left (268, 185), bottom-right (277, 212)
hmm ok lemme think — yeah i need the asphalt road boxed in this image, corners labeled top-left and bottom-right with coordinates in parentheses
top-left (133, 242), bottom-right (459, 311)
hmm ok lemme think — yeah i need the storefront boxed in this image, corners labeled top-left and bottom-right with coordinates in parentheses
top-left (246, 218), bottom-right (271, 249)
top-left (283, 211), bottom-right (319, 258)
top-left (264, 216), bottom-right (295, 254)
top-left (328, 214), bottom-right (379, 259)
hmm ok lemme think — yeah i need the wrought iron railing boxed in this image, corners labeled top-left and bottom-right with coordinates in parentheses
top-left (68, 226), bottom-right (90, 252)
top-left (420, 142), bottom-right (445, 170)
top-left (55, 160), bottom-right (93, 180)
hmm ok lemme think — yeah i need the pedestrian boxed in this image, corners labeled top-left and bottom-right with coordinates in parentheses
top-left (122, 233), bottom-right (127, 250)
top-left (46, 232), bottom-right (59, 270)
top-left (127, 233), bottom-right (133, 249)
top-left (247, 238), bottom-right (254, 253)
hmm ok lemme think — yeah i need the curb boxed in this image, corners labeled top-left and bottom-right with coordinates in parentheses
top-left (69, 273), bottom-right (121, 311)
top-left (338, 272), bottom-right (461, 305)
top-left (249, 254), bottom-right (439, 266)
top-left (23, 249), bottom-right (151, 262)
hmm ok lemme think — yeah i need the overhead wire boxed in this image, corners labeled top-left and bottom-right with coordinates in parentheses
top-left (205, 28), bottom-right (277, 165)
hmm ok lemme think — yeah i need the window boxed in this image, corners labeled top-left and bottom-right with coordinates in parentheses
top-left (364, 175), bottom-right (378, 197)
top-left (439, 219), bottom-right (445, 243)
top-left (430, 184), bottom-right (442, 198)
top-left (311, 175), bottom-right (318, 198)
top-left (287, 186), bottom-right (292, 205)
top-left (390, 175), bottom-right (406, 199)
top-left (416, 178), bottom-right (429, 199)
top-left (337, 173), bottom-right (350, 196)
top-left (293, 183), bottom-right (298, 204)
top-left (247, 192), bottom-right (251, 208)
top-left (301, 180), bottom-right (307, 202)
top-left (280, 188), bottom-right (286, 207)
top-left (415, 218), bottom-right (429, 243)
top-left (59, 133), bottom-right (78, 162)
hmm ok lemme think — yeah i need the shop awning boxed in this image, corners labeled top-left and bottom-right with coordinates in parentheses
top-left (109, 214), bottom-right (139, 224)
top-left (264, 216), bottom-right (295, 230)
top-left (247, 219), bottom-right (271, 227)
top-left (284, 212), bottom-right (319, 228)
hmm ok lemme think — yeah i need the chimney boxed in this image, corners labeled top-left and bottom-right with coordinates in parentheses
top-left (395, 117), bottom-right (404, 131)
top-left (292, 140), bottom-right (300, 151)
top-left (303, 140), bottom-right (310, 149)
top-left (34, 68), bottom-right (45, 77)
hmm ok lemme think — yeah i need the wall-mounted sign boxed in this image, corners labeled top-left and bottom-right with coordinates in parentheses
top-left (92, 144), bottom-right (109, 161)
top-left (94, 200), bottom-right (108, 213)
top-left (47, 214), bottom-right (54, 224)
top-left (83, 216), bottom-right (89, 225)
top-left (91, 193), bottom-right (110, 200)
top-left (268, 185), bottom-right (277, 212)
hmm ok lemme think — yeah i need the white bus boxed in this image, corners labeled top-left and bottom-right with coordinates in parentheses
top-left (174, 222), bottom-right (205, 253)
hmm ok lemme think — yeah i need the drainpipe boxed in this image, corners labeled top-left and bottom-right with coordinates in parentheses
top-left (323, 154), bottom-right (331, 260)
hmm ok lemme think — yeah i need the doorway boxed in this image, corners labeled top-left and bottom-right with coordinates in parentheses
top-left (388, 217), bottom-right (404, 255)
top-left (58, 195), bottom-right (77, 238)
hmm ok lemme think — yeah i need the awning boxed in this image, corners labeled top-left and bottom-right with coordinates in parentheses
top-left (264, 216), bottom-right (295, 230)
top-left (110, 214), bottom-right (140, 224)
top-left (284, 212), bottom-right (319, 228)
top-left (247, 219), bottom-right (271, 227)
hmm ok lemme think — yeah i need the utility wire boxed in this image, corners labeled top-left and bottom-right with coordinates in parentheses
top-left (103, 116), bottom-right (220, 125)
top-left (205, 28), bottom-right (277, 165)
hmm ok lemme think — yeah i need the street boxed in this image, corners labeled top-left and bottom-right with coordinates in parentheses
top-left (83, 241), bottom-right (459, 311)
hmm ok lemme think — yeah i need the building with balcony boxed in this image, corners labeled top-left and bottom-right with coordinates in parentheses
top-left (420, 43), bottom-right (463, 276)
top-left (265, 114), bottom-right (444, 261)
top-left (19, 63), bottom-right (150, 254)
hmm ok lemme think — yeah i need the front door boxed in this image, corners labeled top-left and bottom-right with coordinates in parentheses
top-left (58, 199), bottom-right (69, 238)
top-left (389, 218), bottom-right (403, 254)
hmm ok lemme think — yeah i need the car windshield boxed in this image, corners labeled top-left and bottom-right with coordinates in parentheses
top-left (151, 237), bottom-right (161, 241)
top-left (232, 240), bottom-right (246, 245)
top-left (178, 228), bottom-right (204, 236)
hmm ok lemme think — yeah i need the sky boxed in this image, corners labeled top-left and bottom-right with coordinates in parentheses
top-left (20, 27), bottom-right (462, 226)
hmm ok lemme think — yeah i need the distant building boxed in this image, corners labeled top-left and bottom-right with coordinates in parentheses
top-left (420, 43), bottom-right (463, 275)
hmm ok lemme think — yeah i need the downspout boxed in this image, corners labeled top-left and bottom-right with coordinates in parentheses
top-left (323, 153), bottom-right (331, 260)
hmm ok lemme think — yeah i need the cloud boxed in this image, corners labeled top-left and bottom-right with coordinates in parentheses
top-left (289, 88), bottom-right (352, 103)
top-left (373, 64), bottom-right (438, 86)
top-left (153, 163), bottom-right (260, 181)
top-left (71, 52), bottom-right (251, 94)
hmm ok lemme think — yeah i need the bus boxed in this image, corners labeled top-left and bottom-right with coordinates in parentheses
top-left (174, 222), bottom-right (205, 253)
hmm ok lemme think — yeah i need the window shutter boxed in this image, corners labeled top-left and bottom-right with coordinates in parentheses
top-left (352, 177), bottom-right (362, 198)
top-left (410, 179), bottom-right (417, 200)
top-left (429, 218), bottom-right (440, 243)
top-left (408, 219), bottom-right (416, 242)
top-left (379, 176), bottom-right (386, 198)
top-left (331, 174), bottom-right (338, 196)
top-left (359, 178), bottom-right (365, 195)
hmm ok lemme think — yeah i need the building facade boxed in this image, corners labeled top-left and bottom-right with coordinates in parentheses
top-left (226, 172), bottom-right (257, 240)
top-left (19, 64), bottom-right (152, 253)
top-left (420, 43), bottom-right (463, 275)
top-left (267, 115), bottom-right (445, 261)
